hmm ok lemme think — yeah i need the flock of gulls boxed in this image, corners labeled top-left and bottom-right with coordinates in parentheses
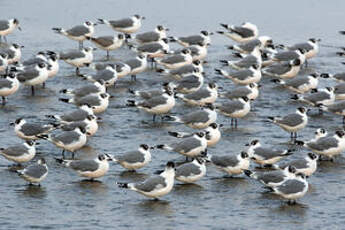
top-left (1, 15), bottom-right (345, 205)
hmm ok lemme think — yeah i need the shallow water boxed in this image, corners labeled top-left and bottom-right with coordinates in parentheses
top-left (1, 0), bottom-right (345, 229)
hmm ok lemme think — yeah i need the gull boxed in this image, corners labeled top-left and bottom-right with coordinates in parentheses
top-left (56, 154), bottom-right (111, 180)
top-left (16, 158), bottom-right (48, 186)
top-left (217, 22), bottom-right (258, 43)
top-left (268, 107), bottom-right (308, 139)
top-left (117, 161), bottom-right (175, 200)
top-left (52, 21), bottom-right (96, 49)
top-left (208, 152), bottom-right (250, 177)
top-left (0, 140), bottom-right (37, 165)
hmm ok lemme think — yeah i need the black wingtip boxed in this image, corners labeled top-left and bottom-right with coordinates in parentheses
top-left (220, 23), bottom-right (229, 29)
top-left (126, 100), bottom-right (136, 107)
top-left (243, 169), bottom-right (252, 177)
top-left (117, 182), bottom-right (129, 188)
top-left (59, 89), bottom-right (67, 94)
top-left (54, 157), bottom-right (64, 164)
top-left (339, 31), bottom-right (345, 35)
top-left (168, 131), bottom-right (179, 137)
top-left (290, 94), bottom-right (299, 100)
top-left (156, 144), bottom-right (165, 149)
top-left (267, 116), bottom-right (275, 121)
top-left (59, 98), bottom-right (70, 103)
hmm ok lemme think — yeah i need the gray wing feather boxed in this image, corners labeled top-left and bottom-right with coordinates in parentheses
top-left (92, 36), bottom-right (114, 47)
top-left (211, 155), bottom-right (239, 167)
top-left (335, 83), bottom-right (345, 94)
top-left (255, 170), bottom-right (285, 184)
top-left (160, 55), bottom-right (185, 64)
top-left (170, 65), bottom-right (194, 75)
top-left (230, 69), bottom-right (253, 80)
top-left (176, 163), bottom-right (201, 177)
top-left (183, 89), bottom-right (211, 100)
top-left (307, 137), bottom-right (339, 151)
top-left (179, 35), bottom-right (203, 45)
top-left (230, 26), bottom-right (254, 38)
top-left (276, 179), bottom-right (305, 194)
top-left (264, 63), bottom-right (291, 75)
top-left (52, 131), bottom-right (80, 145)
top-left (274, 51), bottom-right (299, 61)
top-left (60, 50), bottom-right (84, 60)
top-left (61, 109), bottom-right (89, 122)
top-left (66, 25), bottom-right (89, 37)
top-left (109, 18), bottom-right (134, 28)
top-left (333, 73), bottom-right (345, 81)
top-left (116, 151), bottom-right (145, 163)
top-left (2, 145), bottom-right (28, 157)
top-left (288, 43), bottom-right (313, 51)
top-left (182, 110), bottom-right (210, 124)
top-left (304, 92), bottom-right (330, 104)
top-left (276, 114), bottom-right (303, 127)
top-left (0, 20), bottom-right (9, 31)
top-left (75, 95), bottom-right (101, 106)
top-left (224, 87), bottom-right (251, 99)
top-left (24, 164), bottom-right (47, 178)
top-left (253, 147), bottom-right (286, 159)
top-left (69, 160), bottom-right (99, 172)
top-left (134, 176), bottom-right (166, 192)
top-left (218, 101), bottom-right (244, 114)
top-left (0, 78), bottom-right (13, 89)
top-left (136, 32), bottom-right (160, 43)
top-left (138, 95), bottom-right (167, 108)
top-left (21, 124), bottom-right (51, 136)
top-left (172, 137), bottom-right (202, 154)
top-left (137, 43), bottom-right (162, 53)
top-left (125, 59), bottom-right (141, 69)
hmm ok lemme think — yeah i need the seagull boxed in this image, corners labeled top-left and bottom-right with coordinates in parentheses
top-left (109, 144), bottom-right (153, 171)
top-left (156, 60), bottom-right (204, 80)
top-left (86, 34), bottom-right (125, 59)
top-left (272, 173), bottom-right (309, 205)
top-left (130, 39), bottom-right (169, 67)
top-left (13, 62), bottom-right (49, 96)
top-left (0, 140), bottom-right (37, 165)
top-left (285, 38), bottom-right (320, 60)
top-left (215, 64), bottom-right (261, 85)
top-left (313, 128), bottom-right (328, 140)
top-left (169, 30), bottom-right (212, 47)
top-left (168, 123), bottom-right (222, 147)
top-left (217, 22), bottom-right (258, 43)
top-left (163, 103), bottom-right (217, 129)
top-left (173, 42), bottom-right (208, 61)
top-left (59, 47), bottom-right (95, 76)
top-left (59, 80), bottom-right (106, 98)
top-left (81, 64), bottom-right (118, 87)
top-left (117, 161), bottom-right (175, 200)
top-left (157, 48), bottom-right (193, 69)
top-left (0, 43), bottom-right (23, 64)
top-left (319, 100), bottom-right (345, 124)
top-left (125, 54), bottom-right (148, 81)
top-left (169, 69), bottom-right (204, 94)
top-left (134, 25), bottom-right (169, 44)
top-left (175, 157), bottom-right (207, 183)
top-left (128, 82), bottom-right (174, 100)
top-left (97, 15), bottom-right (145, 35)
top-left (45, 104), bottom-right (94, 123)
top-left (56, 154), bottom-right (110, 180)
top-left (244, 165), bottom-right (297, 188)
top-left (220, 46), bottom-right (262, 70)
top-left (291, 87), bottom-right (335, 107)
top-left (271, 73), bottom-right (319, 94)
top-left (57, 114), bottom-right (99, 137)
top-left (295, 130), bottom-right (345, 160)
top-left (44, 52), bottom-right (60, 82)
top-left (52, 21), bottom-right (96, 49)
top-left (156, 132), bottom-right (207, 158)
top-left (208, 152), bottom-right (250, 176)
top-left (277, 152), bottom-right (318, 177)
top-left (10, 118), bottom-right (57, 140)
top-left (245, 139), bottom-right (293, 167)
top-left (16, 158), bottom-right (48, 186)
top-left (227, 36), bottom-right (273, 54)
top-left (38, 127), bottom-right (88, 159)
top-left (0, 18), bottom-right (21, 42)
top-left (270, 49), bottom-right (306, 65)
top-left (127, 89), bottom-right (175, 121)
top-left (175, 82), bottom-right (218, 106)
top-left (262, 59), bottom-right (302, 79)
top-left (216, 97), bottom-right (251, 127)
top-left (220, 83), bottom-right (260, 100)
top-left (89, 61), bottom-right (131, 79)
top-left (59, 92), bottom-right (111, 114)
top-left (0, 72), bottom-right (20, 105)
top-left (268, 107), bottom-right (308, 139)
